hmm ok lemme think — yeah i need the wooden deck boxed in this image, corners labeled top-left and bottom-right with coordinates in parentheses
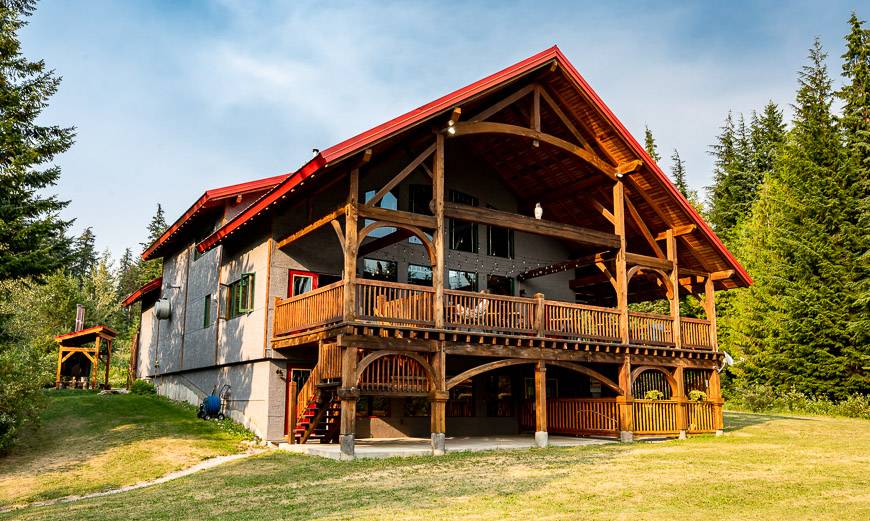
top-left (272, 279), bottom-right (714, 350)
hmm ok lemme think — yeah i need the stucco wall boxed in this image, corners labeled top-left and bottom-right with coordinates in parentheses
top-left (137, 301), bottom-right (158, 378)
top-left (156, 247), bottom-right (189, 373)
top-left (217, 235), bottom-right (270, 364)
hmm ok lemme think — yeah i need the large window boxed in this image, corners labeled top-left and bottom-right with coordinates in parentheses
top-left (407, 263), bottom-right (432, 286)
top-left (227, 273), bottom-right (255, 319)
top-left (364, 189), bottom-right (398, 238)
top-left (447, 379), bottom-right (474, 417)
top-left (448, 269), bottom-right (478, 291)
top-left (486, 375), bottom-right (514, 417)
top-left (356, 396), bottom-right (391, 418)
top-left (487, 224), bottom-right (514, 259)
top-left (362, 258), bottom-right (398, 282)
top-left (449, 190), bottom-right (478, 253)
top-left (487, 274), bottom-right (515, 296)
top-left (409, 184), bottom-right (434, 245)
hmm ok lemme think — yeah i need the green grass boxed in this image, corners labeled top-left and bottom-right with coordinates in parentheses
top-left (0, 390), bottom-right (252, 508)
top-left (5, 411), bottom-right (869, 520)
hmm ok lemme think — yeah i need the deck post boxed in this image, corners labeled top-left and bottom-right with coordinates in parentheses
top-left (709, 368), bottom-right (724, 436)
top-left (104, 338), bottom-right (112, 389)
top-left (534, 360), bottom-right (548, 448)
top-left (433, 134), bottom-right (445, 328)
top-left (286, 380), bottom-right (298, 444)
top-left (430, 345), bottom-right (447, 455)
top-left (92, 337), bottom-right (101, 390)
top-left (339, 346), bottom-right (359, 460)
top-left (704, 276), bottom-right (719, 352)
top-left (55, 348), bottom-right (63, 389)
top-left (617, 355), bottom-right (634, 442)
top-left (343, 169), bottom-right (360, 322)
top-left (666, 229), bottom-right (682, 350)
top-left (612, 181), bottom-right (629, 344)
top-left (674, 365), bottom-right (687, 439)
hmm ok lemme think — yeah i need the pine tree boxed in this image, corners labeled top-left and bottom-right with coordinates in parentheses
top-left (670, 149), bottom-right (689, 196)
top-left (730, 38), bottom-right (866, 398)
top-left (139, 204), bottom-right (167, 282)
top-left (750, 102), bottom-right (787, 182)
top-left (69, 227), bottom-right (97, 281)
top-left (837, 12), bottom-right (870, 380)
top-left (643, 126), bottom-right (661, 163)
top-left (116, 248), bottom-right (140, 300)
top-left (0, 0), bottom-right (73, 282)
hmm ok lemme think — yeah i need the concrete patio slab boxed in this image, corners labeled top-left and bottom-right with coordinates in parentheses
top-left (278, 435), bottom-right (614, 460)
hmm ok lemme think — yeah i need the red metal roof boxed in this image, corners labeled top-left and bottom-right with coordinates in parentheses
top-left (141, 174), bottom-right (289, 261)
top-left (121, 277), bottom-right (162, 308)
top-left (196, 46), bottom-right (750, 287)
top-left (55, 325), bottom-right (118, 344)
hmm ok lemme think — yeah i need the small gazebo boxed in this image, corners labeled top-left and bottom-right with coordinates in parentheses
top-left (54, 325), bottom-right (117, 390)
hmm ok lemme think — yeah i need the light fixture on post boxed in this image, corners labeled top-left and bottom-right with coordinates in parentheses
top-left (447, 120), bottom-right (456, 135)
top-left (446, 106), bottom-right (461, 136)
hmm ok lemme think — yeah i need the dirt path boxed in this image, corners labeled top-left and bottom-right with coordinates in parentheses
top-left (1, 449), bottom-right (266, 514)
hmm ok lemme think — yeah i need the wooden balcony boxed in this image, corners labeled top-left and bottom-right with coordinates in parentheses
top-left (273, 279), bottom-right (715, 350)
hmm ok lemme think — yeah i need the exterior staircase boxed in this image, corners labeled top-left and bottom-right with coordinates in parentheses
top-left (289, 341), bottom-right (343, 444)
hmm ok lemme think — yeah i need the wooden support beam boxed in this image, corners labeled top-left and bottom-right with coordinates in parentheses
top-left (626, 252), bottom-right (673, 271)
top-left (444, 202), bottom-right (620, 248)
top-left (623, 193), bottom-right (666, 259)
top-left (276, 206), bottom-right (346, 249)
top-left (449, 121), bottom-right (618, 180)
top-left (616, 160), bottom-right (643, 176)
top-left (534, 360), bottom-right (547, 440)
top-left (704, 277), bottom-right (719, 352)
top-left (330, 219), bottom-right (346, 255)
top-left (433, 134), bottom-right (446, 328)
top-left (655, 224), bottom-right (696, 241)
top-left (343, 170), bottom-right (359, 321)
top-left (537, 86), bottom-right (594, 151)
top-left (568, 272), bottom-right (611, 290)
top-left (531, 87), bottom-right (541, 147)
top-left (517, 252), bottom-right (613, 281)
top-left (469, 84), bottom-right (536, 122)
top-left (590, 198), bottom-right (615, 224)
top-left (614, 181), bottom-right (629, 344)
top-left (365, 143), bottom-right (435, 208)
top-left (357, 228), bottom-right (413, 257)
top-left (357, 205), bottom-right (437, 230)
top-left (666, 229), bottom-right (682, 350)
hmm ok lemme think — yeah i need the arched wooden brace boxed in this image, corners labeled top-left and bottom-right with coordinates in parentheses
top-left (630, 366), bottom-right (678, 396)
top-left (626, 265), bottom-right (674, 300)
top-left (357, 221), bottom-right (436, 267)
top-left (445, 358), bottom-right (622, 396)
top-left (354, 350), bottom-right (438, 392)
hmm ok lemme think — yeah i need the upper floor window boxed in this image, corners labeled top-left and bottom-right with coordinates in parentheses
top-left (362, 258), bottom-right (398, 282)
top-left (487, 224), bottom-right (514, 259)
top-left (408, 263), bottom-right (432, 286)
top-left (227, 273), bottom-right (255, 319)
top-left (449, 190), bottom-right (478, 253)
top-left (203, 294), bottom-right (212, 328)
top-left (448, 269), bottom-right (478, 292)
top-left (364, 189), bottom-right (398, 238)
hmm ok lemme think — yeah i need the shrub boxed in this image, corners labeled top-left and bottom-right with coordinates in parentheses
top-left (730, 384), bottom-right (870, 419)
top-left (0, 345), bottom-right (46, 454)
top-left (689, 390), bottom-right (708, 402)
top-left (644, 390), bottom-right (664, 400)
top-left (130, 379), bottom-right (156, 395)
top-left (737, 384), bottom-right (778, 412)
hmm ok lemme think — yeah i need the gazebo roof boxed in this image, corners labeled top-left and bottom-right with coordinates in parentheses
top-left (55, 325), bottom-right (117, 347)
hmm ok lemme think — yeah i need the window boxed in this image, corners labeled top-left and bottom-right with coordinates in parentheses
top-left (408, 185), bottom-right (434, 245)
top-left (364, 189), bottom-right (398, 238)
top-left (403, 397), bottom-right (430, 417)
top-left (288, 270), bottom-right (318, 297)
top-left (448, 269), bottom-right (478, 291)
top-left (407, 264), bottom-right (433, 286)
top-left (227, 273), bottom-right (255, 319)
top-left (486, 375), bottom-right (514, 417)
top-left (203, 294), bottom-right (212, 328)
top-left (487, 274), bottom-right (515, 296)
top-left (447, 379), bottom-right (474, 417)
top-left (356, 396), bottom-right (391, 418)
top-left (524, 377), bottom-right (559, 400)
top-left (449, 190), bottom-right (478, 253)
top-left (362, 258), bottom-right (398, 282)
top-left (487, 224), bottom-right (514, 259)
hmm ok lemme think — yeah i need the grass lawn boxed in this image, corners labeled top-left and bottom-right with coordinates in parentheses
top-left (0, 390), bottom-right (251, 509)
top-left (4, 410), bottom-right (869, 520)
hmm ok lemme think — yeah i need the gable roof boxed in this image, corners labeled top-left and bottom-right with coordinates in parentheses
top-left (196, 45), bottom-right (750, 288)
top-left (141, 174), bottom-right (289, 261)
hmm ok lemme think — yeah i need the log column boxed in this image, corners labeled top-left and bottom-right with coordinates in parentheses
top-left (343, 169), bottom-right (360, 322)
top-left (617, 355), bottom-right (634, 442)
top-left (673, 365), bottom-right (688, 439)
top-left (709, 368), bottom-right (724, 436)
top-left (430, 344), bottom-right (447, 455)
top-left (338, 346), bottom-right (359, 460)
top-left (534, 360), bottom-right (548, 448)
top-left (433, 134), bottom-right (445, 328)
top-left (666, 229), bottom-right (682, 350)
top-left (613, 181), bottom-right (629, 344)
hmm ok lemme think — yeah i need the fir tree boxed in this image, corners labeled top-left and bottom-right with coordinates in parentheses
top-left (670, 149), bottom-right (689, 197)
top-left (643, 126), bottom-right (661, 163)
top-left (0, 0), bottom-right (73, 282)
top-left (139, 204), bottom-right (167, 282)
top-left (69, 227), bottom-right (97, 281)
top-left (116, 247), bottom-right (140, 300)
top-left (750, 102), bottom-right (787, 182)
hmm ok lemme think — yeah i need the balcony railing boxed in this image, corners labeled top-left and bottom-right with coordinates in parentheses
top-left (272, 279), bottom-right (715, 349)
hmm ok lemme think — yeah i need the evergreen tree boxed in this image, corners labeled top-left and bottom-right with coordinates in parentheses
top-left (139, 204), bottom-right (167, 282)
top-left (750, 102), bottom-right (787, 182)
top-left (670, 149), bottom-right (689, 197)
top-left (643, 126), bottom-right (661, 163)
top-left (837, 12), bottom-right (870, 374)
top-left (730, 38), bottom-right (867, 398)
top-left (0, 0), bottom-right (73, 282)
top-left (116, 247), bottom-right (139, 299)
top-left (69, 227), bottom-right (97, 281)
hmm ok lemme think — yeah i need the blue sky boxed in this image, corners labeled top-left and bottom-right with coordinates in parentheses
top-left (21, 0), bottom-right (863, 258)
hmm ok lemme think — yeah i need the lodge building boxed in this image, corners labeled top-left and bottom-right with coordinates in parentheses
top-left (125, 47), bottom-right (748, 458)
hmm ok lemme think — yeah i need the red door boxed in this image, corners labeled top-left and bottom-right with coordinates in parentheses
top-left (288, 270), bottom-right (319, 297)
